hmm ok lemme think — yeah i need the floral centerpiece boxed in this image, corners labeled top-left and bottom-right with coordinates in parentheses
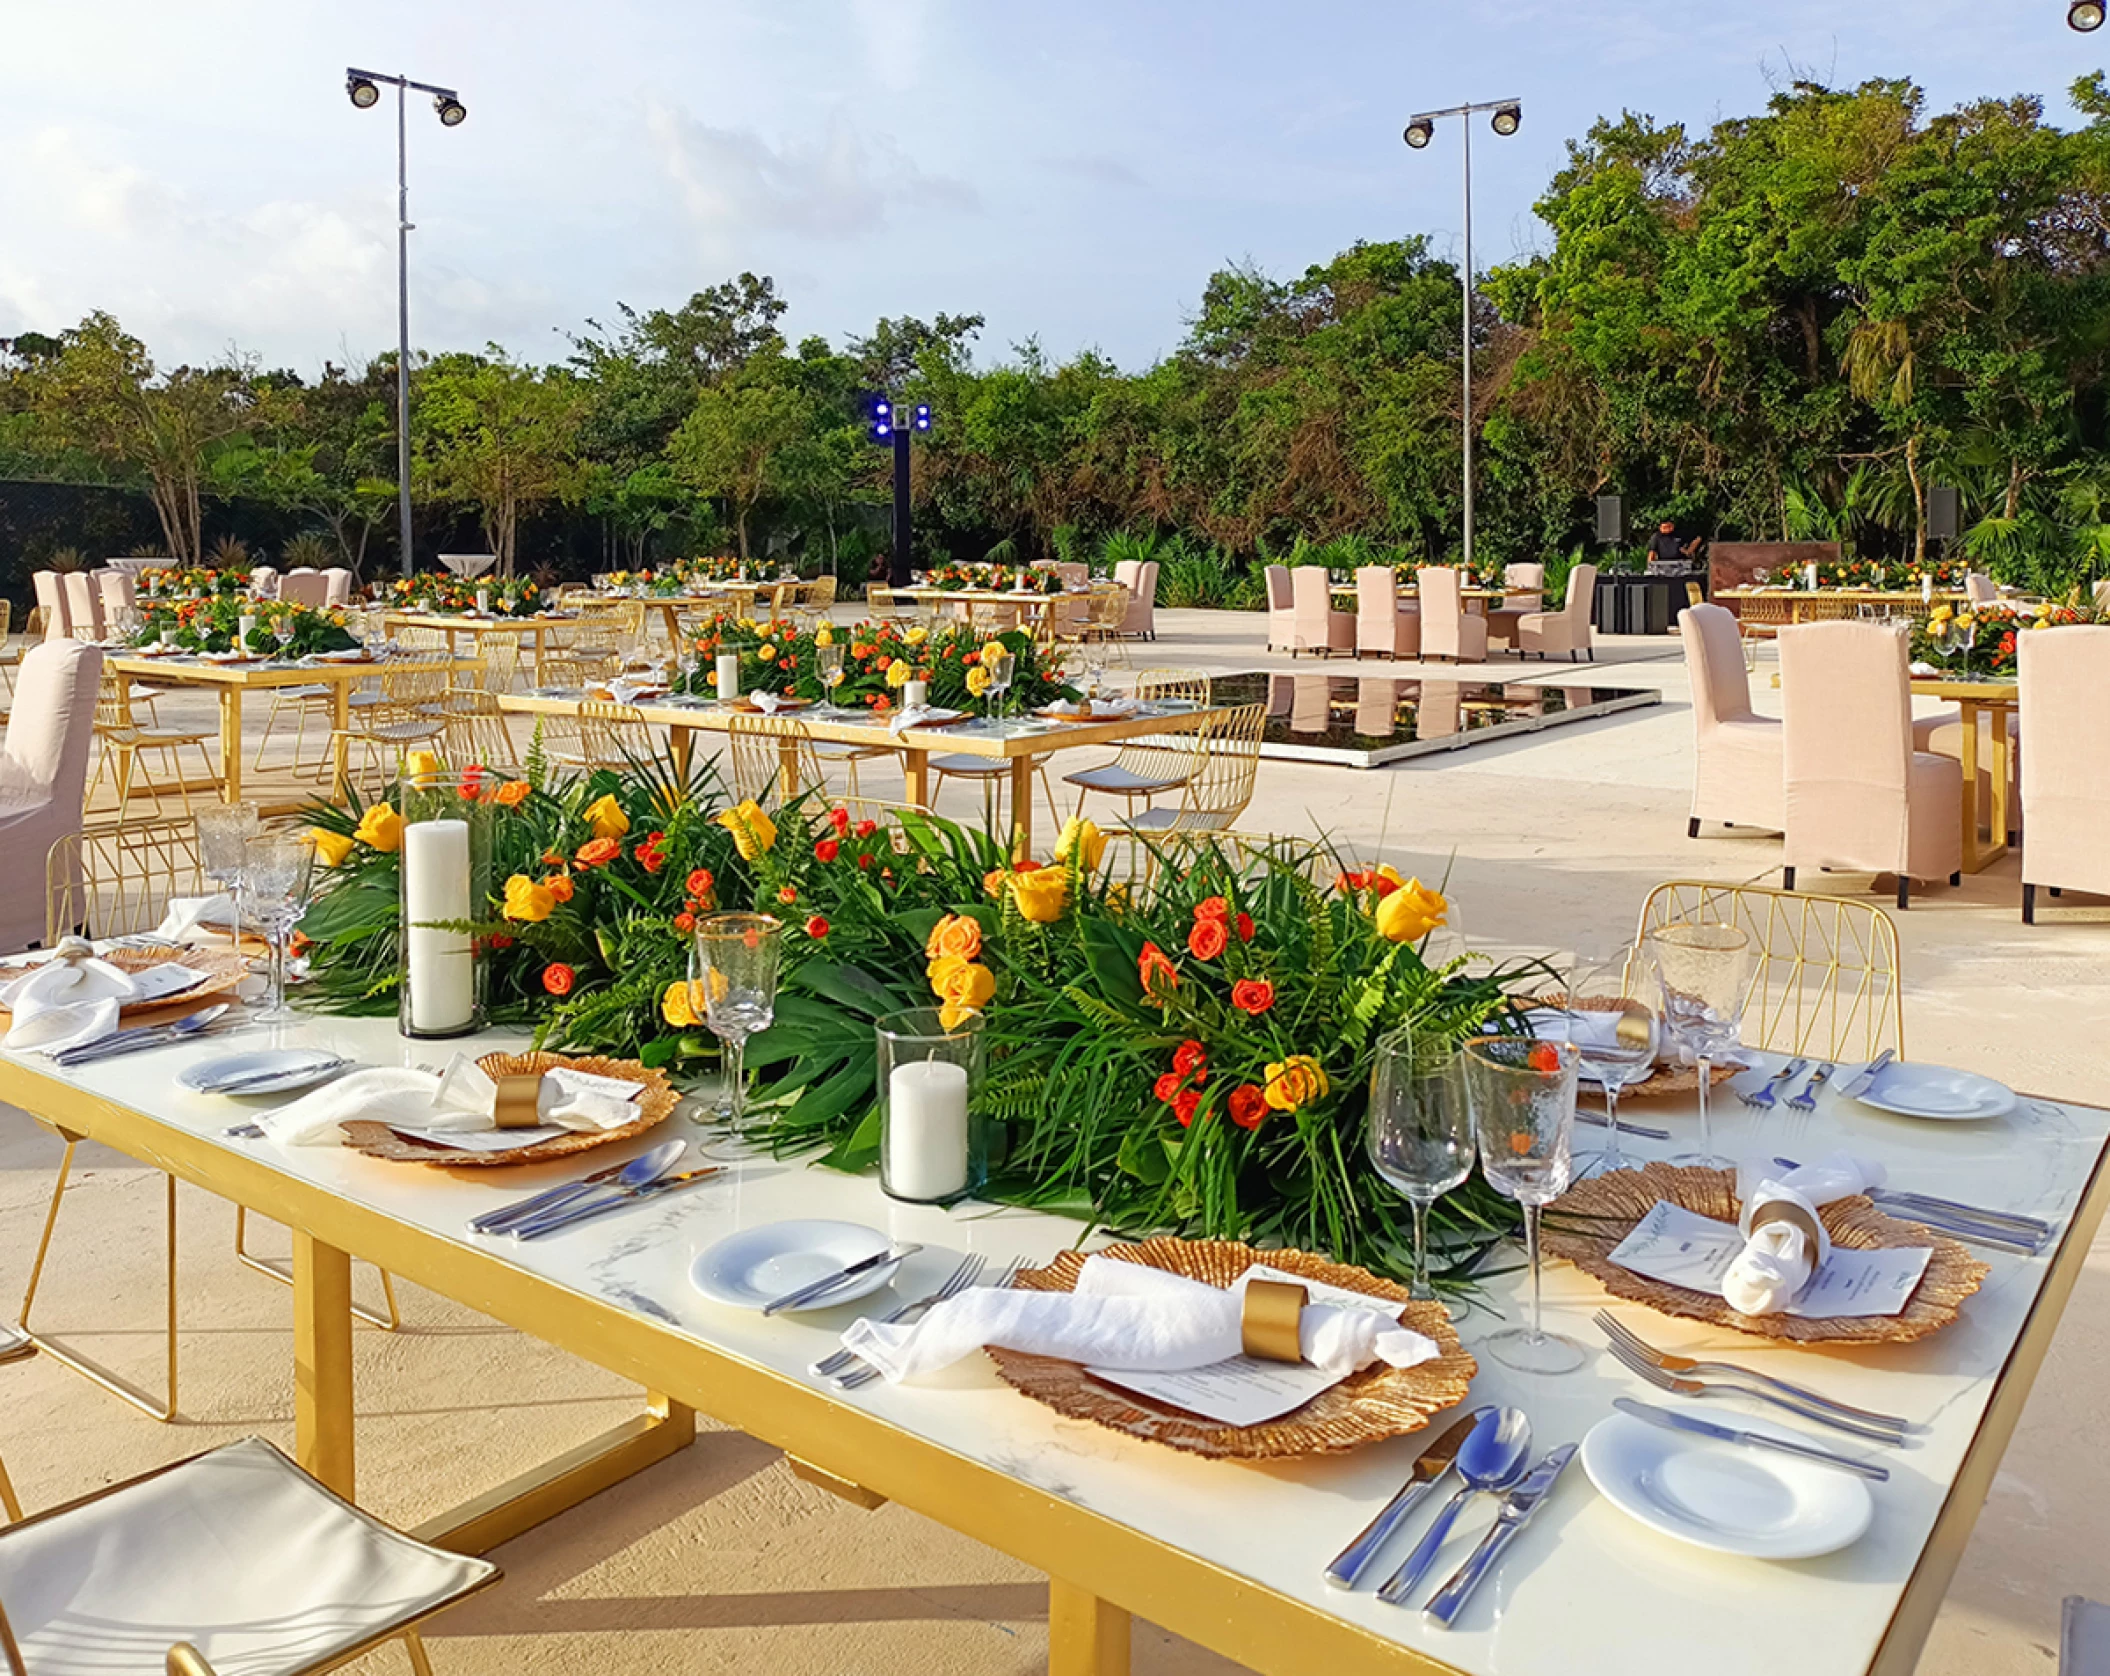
top-left (671, 614), bottom-right (1079, 715)
top-left (139, 566), bottom-right (247, 600)
top-left (299, 752), bottom-right (1527, 1281)
top-left (385, 573), bottom-right (545, 617)
top-left (132, 596), bottom-right (358, 657)
top-left (1768, 556), bottom-right (1969, 591)
top-left (650, 556), bottom-right (760, 592)
top-left (1912, 601), bottom-right (2094, 678)
top-left (920, 563), bottom-right (1065, 595)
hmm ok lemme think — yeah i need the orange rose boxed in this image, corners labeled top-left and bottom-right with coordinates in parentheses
top-left (1187, 918), bottom-right (1228, 961)
top-left (494, 780), bottom-right (531, 806)
top-left (544, 873), bottom-right (575, 903)
top-left (925, 913), bottom-right (983, 962)
top-left (1138, 941), bottom-right (1178, 999)
top-left (575, 836), bottom-right (622, 868)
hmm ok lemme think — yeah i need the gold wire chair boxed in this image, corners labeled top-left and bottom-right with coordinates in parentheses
top-left (864, 585), bottom-right (921, 626)
top-left (0, 600), bottom-right (16, 697)
top-left (1104, 701), bottom-right (1267, 838)
top-left (25, 823), bottom-right (402, 1424)
top-left (329, 658), bottom-right (450, 802)
top-left (725, 712), bottom-right (827, 811)
top-left (1062, 669), bottom-right (1212, 822)
top-left (545, 699), bottom-right (651, 773)
top-left (1625, 880), bottom-right (1906, 1064)
top-left (86, 668), bottom-right (219, 817)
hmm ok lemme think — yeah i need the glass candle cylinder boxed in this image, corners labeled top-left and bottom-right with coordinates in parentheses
top-left (903, 677), bottom-right (929, 709)
top-left (238, 613), bottom-right (257, 650)
top-left (398, 768), bottom-right (493, 1037)
top-left (716, 652), bottom-right (740, 703)
top-left (877, 1007), bottom-right (986, 1204)
top-left (475, 586), bottom-right (491, 614)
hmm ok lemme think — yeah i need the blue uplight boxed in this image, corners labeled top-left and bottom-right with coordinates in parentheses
top-left (913, 404), bottom-right (932, 431)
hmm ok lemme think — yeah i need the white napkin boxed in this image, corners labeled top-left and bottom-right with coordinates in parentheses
top-left (752, 691), bottom-right (790, 715)
top-left (153, 893), bottom-right (238, 946)
top-left (257, 1059), bottom-right (644, 1147)
top-left (423, 1054), bottom-right (643, 1133)
top-left (1722, 1153), bottom-right (1885, 1314)
top-left (1909, 661), bottom-right (1939, 677)
top-left (2, 939), bottom-right (144, 1054)
top-left (838, 1253), bottom-right (1439, 1385)
top-left (889, 704), bottom-right (945, 734)
top-left (1519, 1006), bottom-right (1631, 1053)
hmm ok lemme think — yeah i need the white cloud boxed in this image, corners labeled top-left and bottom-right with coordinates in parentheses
top-left (646, 103), bottom-right (980, 250)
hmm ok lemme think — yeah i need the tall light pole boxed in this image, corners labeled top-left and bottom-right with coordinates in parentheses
top-left (347, 68), bottom-right (467, 577)
top-left (1403, 99), bottom-right (1521, 578)
top-left (870, 396), bottom-right (933, 588)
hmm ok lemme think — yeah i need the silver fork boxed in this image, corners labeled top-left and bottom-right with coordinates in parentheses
top-left (1738, 1057), bottom-right (1807, 1112)
top-left (1603, 1336), bottom-right (1905, 1442)
top-left (1596, 1311), bottom-right (1909, 1434)
top-left (811, 1252), bottom-right (986, 1380)
top-left (1785, 1062), bottom-right (1833, 1114)
top-left (836, 1256), bottom-right (1027, 1390)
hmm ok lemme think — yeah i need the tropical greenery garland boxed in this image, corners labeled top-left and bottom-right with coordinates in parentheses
top-left (921, 563), bottom-right (1066, 595)
top-left (1912, 600), bottom-right (2099, 677)
top-left (381, 572), bottom-right (548, 616)
top-left (132, 596), bottom-right (358, 656)
top-left (297, 755), bottom-right (1527, 1279)
top-left (139, 566), bottom-right (249, 599)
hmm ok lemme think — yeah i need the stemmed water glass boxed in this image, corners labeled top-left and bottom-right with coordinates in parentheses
top-left (987, 650), bottom-right (1016, 724)
top-left (194, 802), bottom-right (261, 953)
top-left (1463, 1035), bottom-right (1585, 1375)
top-left (272, 611), bottom-right (296, 661)
top-left (817, 642), bottom-right (845, 713)
top-left (1366, 1030), bottom-right (1475, 1321)
top-left (1644, 922), bottom-right (1756, 1169)
top-left (242, 831), bottom-right (316, 1022)
top-left (1931, 614), bottom-right (1976, 675)
top-left (1560, 957), bottom-right (1659, 1178)
top-left (689, 912), bottom-right (783, 1159)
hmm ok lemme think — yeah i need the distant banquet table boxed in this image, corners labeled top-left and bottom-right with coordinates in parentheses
top-left (382, 611), bottom-right (573, 683)
top-left (1718, 587), bottom-right (1971, 632)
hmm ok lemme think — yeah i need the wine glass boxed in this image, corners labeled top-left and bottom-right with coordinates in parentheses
top-left (194, 802), bottom-right (261, 953)
top-left (272, 612), bottom-right (296, 661)
top-left (1366, 1030), bottom-right (1475, 1321)
top-left (1462, 1035), bottom-right (1585, 1375)
top-left (689, 913), bottom-right (783, 1158)
top-left (988, 650), bottom-right (1016, 723)
top-left (817, 642), bottom-right (845, 713)
top-left (1560, 956), bottom-right (1659, 1179)
top-left (1644, 922), bottom-right (1755, 1169)
top-left (242, 831), bottom-right (316, 1022)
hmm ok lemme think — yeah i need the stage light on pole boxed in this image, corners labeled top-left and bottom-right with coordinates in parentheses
top-left (434, 93), bottom-right (468, 126)
top-left (2072, 0), bottom-right (2105, 30)
top-left (1491, 102), bottom-right (1522, 136)
top-left (913, 403), bottom-right (932, 432)
top-left (870, 394), bottom-right (932, 586)
top-left (346, 74), bottom-right (380, 109)
top-left (1403, 118), bottom-right (1435, 149)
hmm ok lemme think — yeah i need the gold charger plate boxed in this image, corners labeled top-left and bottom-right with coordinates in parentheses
top-left (985, 1237), bottom-right (1475, 1460)
top-left (0, 946), bottom-right (249, 1024)
top-left (1543, 1162), bottom-right (1988, 1344)
top-left (338, 1051), bottom-right (678, 1168)
top-left (1534, 992), bottom-right (1737, 1101)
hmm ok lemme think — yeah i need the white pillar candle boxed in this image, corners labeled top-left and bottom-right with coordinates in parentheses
top-left (475, 587), bottom-right (490, 614)
top-left (1922, 573), bottom-right (1934, 604)
top-left (887, 1057), bottom-right (970, 1200)
top-left (903, 678), bottom-right (928, 709)
top-left (1804, 562), bottom-right (1819, 591)
top-left (237, 613), bottom-right (257, 649)
top-left (716, 653), bottom-right (741, 703)
top-left (403, 817), bottom-right (475, 1034)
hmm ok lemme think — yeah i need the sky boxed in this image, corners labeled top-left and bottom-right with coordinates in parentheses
top-left (0, 1), bottom-right (2100, 378)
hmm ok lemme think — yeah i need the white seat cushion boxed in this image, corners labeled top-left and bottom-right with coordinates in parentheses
top-left (0, 1437), bottom-right (495, 1675)
top-left (1116, 807), bottom-right (1234, 833)
top-left (930, 754), bottom-right (1006, 776)
top-left (1062, 762), bottom-right (1189, 794)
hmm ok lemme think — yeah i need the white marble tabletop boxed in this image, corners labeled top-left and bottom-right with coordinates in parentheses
top-left (6, 1009), bottom-right (2103, 1676)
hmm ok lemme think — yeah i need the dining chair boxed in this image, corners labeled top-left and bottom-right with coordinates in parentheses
top-left (864, 585), bottom-right (920, 626)
top-left (0, 601), bottom-right (16, 698)
top-left (1415, 567), bottom-right (1489, 663)
top-left (545, 699), bottom-right (650, 773)
top-left (1626, 880), bottom-right (1904, 1065)
top-left (278, 571), bottom-right (330, 610)
top-left (1288, 567), bottom-right (1353, 657)
top-left (87, 666), bottom-right (217, 817)
top-left (61, 573), bottom-right (103, 643)
top-left (1354, 566), bottom-right (1421, 659)
top-left (248, 564), bottom-right (280, 600)
top-left (1778, 620), bottom-right (1961, 909)
top-left (1061, 669), bottom-right (1212, 822)
top-left (1680, 602), bottom-right (1784, 837)
top-left (0, 1436), bottom-right (498, 1675)
top-left (1484, 564), bottom-right (1544, 648)
top-left (329, 658), bottom-right (451, 802)
top-left (1116, 561), bottom-right (1159, 641)
top-left (1104, 701), bottom-right (1267, 838)
top-left (1964, 572), bottom-right (1999, 606)
top-left (322, 567), bottom-right (355, 607)
top-left (1514, 562), bottom-right (1598, 660)
top-left (2019, 624), bottom-right (2110, 923)
top-left (0, 643), bottom-right (103, 955)
top-left (1264, 565), bottom-right (1296, 651)
top-left (725, 712), bottom-right (828, 812)
top-left (1080, 583), bottom-right (1133, 667)
top-left (30, 574), bottom-right (69, 642)
top-left (95, 569), bottom-right (136, 628)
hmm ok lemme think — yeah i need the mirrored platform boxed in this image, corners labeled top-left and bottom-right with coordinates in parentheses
top-left (1212, 671), bottom-right (1661, 768)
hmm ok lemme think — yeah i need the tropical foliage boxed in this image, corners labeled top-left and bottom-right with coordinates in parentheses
top-left (1911, 600), bottom-right (2100, 677)
top-left (383, 571), bottom-right (547, 616)
top-left (132, 595), bottom-right (358, 656)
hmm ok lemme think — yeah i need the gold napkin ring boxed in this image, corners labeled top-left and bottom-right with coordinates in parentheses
top-left (493, 1073), bottom-right (544, 1129)
top-left (1240, 1278), bottom-right (1308, 1363)
top-left (1749, 1199), bottom-right (1824, 1250)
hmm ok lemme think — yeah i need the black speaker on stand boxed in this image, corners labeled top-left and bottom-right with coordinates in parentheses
top-left (1595, 494), bottom-right (1626, 546)
top-left (1927, 486), bottom-right (1961, 544)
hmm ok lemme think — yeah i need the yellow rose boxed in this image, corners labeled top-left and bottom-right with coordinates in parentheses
top-left (1929, 604), bottom-right (1953, 624)
top-left (928, 956), bottom-right (996, 1018)
top-left (309, 827), bottom-right (356, 867)
top-left (501, 874), bottom-right (556, 923)
top-left (815, 626), bottom-right (834, 647)
top-left (353, 803), bottom-right (403, 852)
top-left (715, 799), bottom-right (777, 861)
top-left (1263, 1054), bottom-right (1330, 1113)
top-left (1009, 868), bottom-right (1070, 924)
top-left (965, 665), bottom-right (992, 697)
top-left (980, 640), bottom-right (1009, 667)
top-left (1054, 816), bottom-right (1107, 873)
top-left (925, 913), bottom-right (984, 961)
top-left (402, 749), bottom-right (444, 785)
top-left (904, 624), bottom-right (928, 645)
top-left (584, 793), bottom-right (630, 841)
top-left (660, 980), bottom-right (698, 1028)
top-left (757, 643), bottom-right (777, 662)
top-left (886, 658), bottom-right (913, 689)
top-left (1374, 878), bottom-right (1448, 943)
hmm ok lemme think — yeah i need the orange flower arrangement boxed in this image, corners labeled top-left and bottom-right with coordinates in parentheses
top-left (575, 836), bottom-right (622, 869)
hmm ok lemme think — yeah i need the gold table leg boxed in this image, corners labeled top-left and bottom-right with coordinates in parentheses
top-left (1957, 698), bottom-right (2010, 874)
top-left (219, 687), bottom-right (244, 803)
top-left (1010, 756), bottom-right (1036, 853)
top-left (294, 1231), bottom-right (355, 1500)
top-left (903, 748), bottom-right (930, 811)
top-left (1050, 1578), bottom-right (1131, 1676)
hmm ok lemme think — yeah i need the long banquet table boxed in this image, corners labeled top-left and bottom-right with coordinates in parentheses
top-left (3, 1008), bottom-right (2104, 1676)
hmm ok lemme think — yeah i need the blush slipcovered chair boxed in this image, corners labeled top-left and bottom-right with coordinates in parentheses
top-left (279, 571), bottom-right (330, 610)
top-left (30, 574), bottom-right (69, 641)
top-left (1354, 566), bottom-right (1420, 659)
top-left (1779, 620), bottom-right (1961, 909)
top-left (2019, 625), bottom-right (2110, 923)
top-left (1964, 572), bottom-right (1998, 606)
top-left (1516, 563), bottom-right (1598, 660)
top-left (1264, 565), bottom-right (1296, 650)
top-left (95, 568), bottom-right (136, 629)
top-left (61, 573), bottom-right (102, 642)
top-left (1485, 562), bottom-right (1546, 648)
top-left (1415, 566), bottom-right (1488, 663)
top-left (322, 567), bottom-right (355, 607)
top-left (1288, 566), bottom-right (1352, 657)
top-left (0, 641), bottom-right (102, 954)
top-left (1681, 603), bottom-right (1784, 837)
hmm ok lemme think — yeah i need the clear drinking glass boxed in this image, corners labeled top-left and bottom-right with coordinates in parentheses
top-left (1366, 1031), bottom-right (1475, 1320)
top-left (817, 642), bottom-right (845, 712)
top-left (1463, 1035), bottom-right (1585, 1375)
top-left (1645, 922), bottom-right (1756, 1169)
top-left (194, 802), bottom-right (261, 952)
top-left (242, 831), bottom-right (316, 1022)
top-left (272, 613), bottom-right (296, 660)
top-left (1561, 958), bottom-right (1659, 1178)
top-left (689, 913), bottom-right (783, 1158)
top-left (988, 650), bottom-right (1016, 722)
top-left (877, 1007), bottom-right (987, 1203)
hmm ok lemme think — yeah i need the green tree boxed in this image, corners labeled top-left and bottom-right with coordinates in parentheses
top-left (412, 349), bottom-right (586, 575)
top-left (665, 373), bottom-right (817, 560)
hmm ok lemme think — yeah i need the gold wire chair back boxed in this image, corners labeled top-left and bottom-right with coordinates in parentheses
top-left (1626, 880), bottom-right (1905, 1063)
top-left (1168, 702), bottom-right (1267, 830)
top-left (547, 700), bottom-right (650, 771)
top-left (47, 819), bottom-right (208, 944)
top-left (725, 713), bottom-right (825, 812)
top-left (478, 633), bottom-right (522, 694)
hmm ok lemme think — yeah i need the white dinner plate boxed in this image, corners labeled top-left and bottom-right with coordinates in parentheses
top-left (1854, 1062), bottom-right (2016, 1123)
top-left (177, 1049), bottom-right (350, 1098)
top-left (1581, 1411), bottom-right (1874, 1560)
top-left (690, 1220), bottom-right (902, 1312)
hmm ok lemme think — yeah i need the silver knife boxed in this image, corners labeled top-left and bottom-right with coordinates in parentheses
top-left (199, 1056), bottom-right (353, 1095)
top-left (1422, 1443), bottom-right (1577, 1627)
top-left (1836, 1048), bottom-right (1896, 1100)
top-left (761, 1243), bottom-right (922, 1316)
top-left (1325, 1406), bottom-right (1492, 1589)
top-left (1613, 1398), bottom-right (1889, 1481)
top-left (510, 1167), bottom-right (723, 1239)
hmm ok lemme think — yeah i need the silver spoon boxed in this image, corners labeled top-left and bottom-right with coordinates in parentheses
top-left (1377, 1406), bottom-right (1533, 1604)
top-left (468, 1139), bottom-right (689, 1235)
top-left (52, 1003), bottom-right (232, 1066)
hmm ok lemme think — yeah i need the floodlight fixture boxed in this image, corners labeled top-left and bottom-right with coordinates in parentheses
top-left (347, 74), bottom-right (380, 109)
top-left (434, 93), bottom-right (467, 126)
top-left (2073, 0), bottom-right (2105, 30)
top-left (1491, 102), bottom-right (1522, 136)
top-left (1403, 118), bottom-right (1435, 149)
